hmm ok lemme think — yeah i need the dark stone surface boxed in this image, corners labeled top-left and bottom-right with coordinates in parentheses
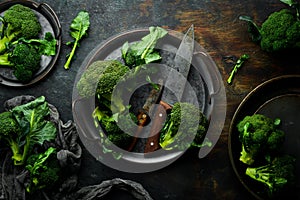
top-left (0, 0), bottom-right (300, 199)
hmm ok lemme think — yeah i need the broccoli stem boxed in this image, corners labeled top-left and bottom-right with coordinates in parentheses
top-left (8, 139), bottom-right (22, 164)
top-left (0, 37), bottom-right (10, 53)
top-left (0, 32), bottom-right (18, 53)
top-left (64, 40), bottom-right (78, 70)
top-left (227, 54), bottom-right (249, 84)
top-left (246, 166), bottom-right (274, 189)
top-left (0, 53), bottom-right (13, 66)
top-left (13, 134), bottom-right (31, 166)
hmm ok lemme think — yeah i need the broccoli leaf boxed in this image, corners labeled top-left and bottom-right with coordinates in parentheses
top-left (121, 26), bottom-right (168, 67)
top-left (64, 11), bottom-right (90, 69)
top-left (26, 147), bottom-right (56, 174)
top-left (239, 15), bottom-right (262, 42)
top-left (25, 147), bottom-right (60, 193)
top-left (280, 0), bottom-right (298, 6)
top-left (11, 96), bottom-right (57, 165)
top-left (280, 0), bottom-right (300, 19)
top-left (16, 32), bottom-right (57, 56)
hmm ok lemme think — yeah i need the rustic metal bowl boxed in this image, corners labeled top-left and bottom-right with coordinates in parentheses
top-left (72, 27), bottom-right (226, 173)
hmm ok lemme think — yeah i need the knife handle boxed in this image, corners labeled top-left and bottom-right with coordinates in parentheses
top-left (127, 111), bottom-right (149, 152)
top-left (144, 101), bottom-right (172, 153)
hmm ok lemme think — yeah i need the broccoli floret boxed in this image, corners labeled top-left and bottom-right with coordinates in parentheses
top-left (77, 59), bottom-right (130, 114)
top-left (25, 147), bottom-right (61, 193)
top-left (96, 62), bottom-right (129, 96)
top-left (93, 107), bottom-right (137, 150)
top-left (96, 61), bottom-right (130, 113)
top-left (245, 155), bottom-right (296, 197)
top-left (240, 8), bottom-right (300, 52)
top-left (237, 114), bottom-right (285, 165)
top-left (260, 9), bottom-right (300, 52)
top-left (76, 60), bottom-right (128, 98)
top-left (0, 97), bottom-right (57, 166)
top-left (0, 4), bottom-right (41, 53)
top-left (0, 111), bottom-right (22, 163)
top-left (0, 42), bottom-right (41, 82)
top-left (159, 102), bottom-right (209, 150)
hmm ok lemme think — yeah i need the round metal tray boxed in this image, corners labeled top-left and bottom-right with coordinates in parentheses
top-left (0, 0), bottom-right (61, 87)
top-left (228, 75), bottom-right (300, 200)
top-left (72, 28), bottom-right (226, 173)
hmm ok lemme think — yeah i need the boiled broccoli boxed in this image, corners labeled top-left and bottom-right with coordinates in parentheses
top-left (237, 114), bottom-right (285, 165)
top-left (159, 102), bottom-right (210, 150)
top-left (245, 155), bottom-right (296, 197)
top-left (0, 42), bottom-right (41, 82)
top-left (0, 4), bottom-right (41, 53)
top-left (0, 111), bottom-right (22, 163)
top-left (240, 2), bottom-right (300, 52)
top-left (25, 147), bottom-right (61, 193)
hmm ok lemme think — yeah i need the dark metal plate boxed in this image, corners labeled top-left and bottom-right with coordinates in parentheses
top-left (228, 75), bottom-right (300, 200)
top-left (72, 28), bottom-right (225, 173)
top-left (0, 0), bottom-right (61, 87)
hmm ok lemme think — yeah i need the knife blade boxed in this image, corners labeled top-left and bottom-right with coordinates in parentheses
top-left (144, 25), bottom-right (195, 153)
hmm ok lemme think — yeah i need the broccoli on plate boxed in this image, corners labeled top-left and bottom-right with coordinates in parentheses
top-left (78, 60), bottom-right (137, 150)
top-left (159, 102), bottom-right (210, 151)
top-left (0, 4), bottom-right (41, 53)
top-left (237, 114), bottom-right (285, 165)
top-left (246, 155), bottom-right (296, 197)
top-left (0, 4), bottom-right (57, 82)
top-left (0, 42), bottom-right (41, 82)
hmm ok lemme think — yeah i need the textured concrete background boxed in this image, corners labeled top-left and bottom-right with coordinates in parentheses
top-left (0, 0), bottom-right (299, 199)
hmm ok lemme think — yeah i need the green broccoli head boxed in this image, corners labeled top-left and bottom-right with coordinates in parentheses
top-left (76, 60), bottom-right (129, 98)
top-left (237, 114), bottom-right (285, 165)
top-left (95, 61), bottom-right (130, 113)
top-left (96, 63), bottom-right (130, 96)
top-left (245, 155), bottom-right (296, 197)
top-left (0, 111), bottom-right (21, 137)
top-left (0, 4), bottom-right (41, 52)
top-left (0, 111), bottom-right (22, 163)
top-left (25, 147), bottom-right (61, 193)
top-left (9, 43), bottom-right (42, 82)
top-left (260, 9), bottom-right (299, 52)
top-left (240, 8), bottom-right (300, 52)
top-left (159, 102), bottom-right (209, 150)
top-left (100, 112), bottom-right (137, 149)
